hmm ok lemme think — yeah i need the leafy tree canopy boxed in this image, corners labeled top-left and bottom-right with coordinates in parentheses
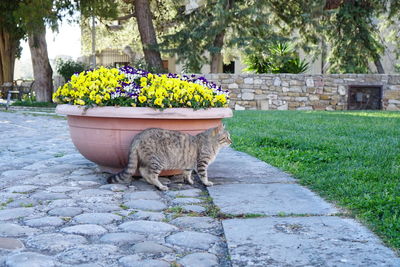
top-left (161, 0), bottom-right (400, 74)
top-left (11, 0), bottom-right (118, 36)
top-left (269, 0), bottom-right (400, 73)
top-left (80, 0), bottom-right (177, 62)
top-left (0, 1), bottom-right (26, 57)
top-left (161, 0), bottom-right (282, 73)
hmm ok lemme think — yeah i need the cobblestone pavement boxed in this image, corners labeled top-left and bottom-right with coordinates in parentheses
top-left (0, 111), bottom-right (229, 267)
top-left (1, 109), bottom-right (400, 267)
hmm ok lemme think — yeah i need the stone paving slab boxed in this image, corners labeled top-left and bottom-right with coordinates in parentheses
top-left (208, 147), bottom-right (295, 184)
top-left (223, 216), bottom-right (400, 267)
top-left (0, 238), bottom-right (24, 250)
top-left (208, 183), bottom-right (338, 215)
top-left (208, 141), bottom-right (400, 266)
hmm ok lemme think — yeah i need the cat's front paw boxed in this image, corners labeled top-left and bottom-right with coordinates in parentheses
top-left (203, 181), bottom-right (213, 186)
top-left (157, 185), bottom-right (169, 191)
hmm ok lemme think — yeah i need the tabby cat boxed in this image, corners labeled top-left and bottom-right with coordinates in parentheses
top-left (107, 125), bottom-right (231, 191)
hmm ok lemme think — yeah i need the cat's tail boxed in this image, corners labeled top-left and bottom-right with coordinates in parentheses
top-left (107, 139), bottom-right (139, 184)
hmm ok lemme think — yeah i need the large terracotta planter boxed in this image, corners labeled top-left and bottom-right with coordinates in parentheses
top-left (56, 104), bottom-right (233, 175)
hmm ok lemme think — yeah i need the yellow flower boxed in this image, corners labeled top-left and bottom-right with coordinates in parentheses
top-left (52, 66), bottom-right (230, 109)
top-left (95, 95), bottom-right (103, 104)
top-left (154, 98), bottom-right (164, 107)
top-left (138, 95), bottom-right (147, 103)
top-left (215, 94), bottom-right (227, 104)
top-left (75, 99), bottom-right (85, 105)
top-left (155, 88), bottom-right (166, 98)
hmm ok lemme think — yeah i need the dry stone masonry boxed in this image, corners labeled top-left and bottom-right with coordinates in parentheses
top-left (203, 74), bottom-right (400, 111)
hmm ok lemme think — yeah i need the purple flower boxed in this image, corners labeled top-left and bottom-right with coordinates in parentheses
top-left (116, 66), bottom-right (229, 100)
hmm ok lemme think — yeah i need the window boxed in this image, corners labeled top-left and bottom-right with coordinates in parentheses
top-left (223, 61), bottom-right (235, 74)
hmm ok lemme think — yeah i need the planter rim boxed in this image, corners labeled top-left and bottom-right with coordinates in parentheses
top-left (56, 104), bottom-right (233, 119)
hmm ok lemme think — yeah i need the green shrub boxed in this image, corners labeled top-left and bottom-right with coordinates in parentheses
top-left (244, 42), bottom-right (309, 74)
top-left (395, 64), bottom-right (400, 73)
top-left (12, 100), bottom-right (57, 107)
top-left (56, 59), bottom-right (87, 81)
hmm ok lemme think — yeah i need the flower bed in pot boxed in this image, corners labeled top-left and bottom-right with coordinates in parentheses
top-left (54, 66), bottom-right (232, 174)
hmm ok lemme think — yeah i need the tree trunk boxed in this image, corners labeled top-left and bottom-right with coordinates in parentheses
top-left (321, 39), bottom-right (327, 74)
top-left (134, 0), bottom-right (164, 71)
top-left (210, 31), bottom-right (225, 73)
top-left (324, 0), bottom-right (345, 10)
top-left (210, 0), bottom-right (233, 73)
top-left (374, 58), bottom-right (384, 74)
top-left (28, 24), bottom-right (53, 102)
top-left (0, 26), bottom-right (18, 84)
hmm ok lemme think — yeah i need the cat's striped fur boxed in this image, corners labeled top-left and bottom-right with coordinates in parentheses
top-left (107, 125), bottom-right (231, 191)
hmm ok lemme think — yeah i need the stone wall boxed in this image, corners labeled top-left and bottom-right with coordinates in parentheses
top-left (203, 74), bottom-right (400, 111)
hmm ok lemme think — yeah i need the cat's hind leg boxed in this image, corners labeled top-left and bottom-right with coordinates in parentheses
top-left (183, 170), bottom-right (194, 185)
top-left (139, 166), bottom-right (168, 191)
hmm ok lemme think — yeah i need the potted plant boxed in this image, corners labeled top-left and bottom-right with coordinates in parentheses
top-left (54, 66), bottom-right (232, 174)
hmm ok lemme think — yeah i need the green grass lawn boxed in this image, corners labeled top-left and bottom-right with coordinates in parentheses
top-left (224, 110), bottom-right (400, 251)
